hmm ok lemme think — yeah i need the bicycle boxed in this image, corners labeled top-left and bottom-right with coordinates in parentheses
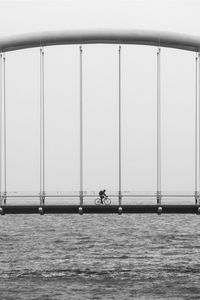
top-left (95, 196), bottom-right (111, 205)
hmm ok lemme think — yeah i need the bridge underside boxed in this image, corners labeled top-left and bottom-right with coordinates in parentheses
top-left (1, 205), bottom-right (200, 215)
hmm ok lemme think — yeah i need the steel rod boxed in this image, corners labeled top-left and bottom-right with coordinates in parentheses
top-left (199, 52), bottom-right (200, 204)
top-left (3, 53), bottom-right (6, 204)
top-left (40, 48), bottom-right (45, 205)
top-left (157, 48), bottom-right (161, 204)
top-left (0, 54), bottom-right (2, 206)
top-left (195, 53), bottom-right (198, 204)
top-left (80, 46), bottom-right (83, 206)
top-left (118, 45), bottom-right (122, 206)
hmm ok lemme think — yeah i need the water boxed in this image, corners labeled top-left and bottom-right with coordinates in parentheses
top-left (0, 214), bottom-right (200, 299)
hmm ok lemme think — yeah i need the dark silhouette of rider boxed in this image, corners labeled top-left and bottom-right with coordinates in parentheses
top-left (99, 189), bottom-right (107, 204)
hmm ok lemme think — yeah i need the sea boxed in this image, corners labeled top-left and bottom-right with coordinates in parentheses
top-left (0, 213), bottom-right (200, 299)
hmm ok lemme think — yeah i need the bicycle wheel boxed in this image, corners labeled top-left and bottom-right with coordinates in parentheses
top-left (104, 197), bottom-right (111, 205)
top-left (95, 198), bottom-right (101, 205)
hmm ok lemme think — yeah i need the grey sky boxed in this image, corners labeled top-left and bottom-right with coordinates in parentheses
top-left (0, 0), bottom-right (199, 193)
top-left (0, 1), bottom-right (200, 36)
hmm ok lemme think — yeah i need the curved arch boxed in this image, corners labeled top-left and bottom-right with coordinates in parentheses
top-left (0, 29), bottom-right (200, 52)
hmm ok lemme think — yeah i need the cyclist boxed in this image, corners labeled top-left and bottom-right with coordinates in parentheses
top-left (99, 189), bottom-right (107, 204)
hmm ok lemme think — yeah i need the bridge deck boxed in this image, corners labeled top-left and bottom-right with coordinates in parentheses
top-left (1, 205), bottom-right (200, 214)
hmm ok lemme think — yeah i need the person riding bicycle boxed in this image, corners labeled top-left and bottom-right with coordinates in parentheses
top-left (99, 189), bottom-right (107, 204)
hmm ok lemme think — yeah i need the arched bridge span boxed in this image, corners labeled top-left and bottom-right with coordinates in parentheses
top-left (0, 30), bottom-right (200, 215)
top-left (1, 29), bottom-right (200, 52)
top-left (0, 29), bottom-right (200, 52)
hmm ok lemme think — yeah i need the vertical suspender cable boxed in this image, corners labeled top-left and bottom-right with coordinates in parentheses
top-left (118, 45), bottom-right (122, 206)
top-left (40, 47), bottom-right (45, 205)
top-left (0, 54), bottom-right (2, 206)
top-left (40, 48), bottom-right (42, 203)
top-left (3, 53), bottom-right (6, 204)
top-left (80, 46), bottom-right (83, 206)
top-left (195, 53), bottom-right (198, 204)
top-left (157, 48), bottom-right (161, 205)
top-left (198, 52), bottom-right (200, 204)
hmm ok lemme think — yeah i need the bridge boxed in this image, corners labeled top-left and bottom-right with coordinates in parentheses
top-left (0, 29), bottom-right (200, 215)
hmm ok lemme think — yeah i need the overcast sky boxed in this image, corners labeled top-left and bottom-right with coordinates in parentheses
top-left (0, 0), bottom-right (200, 36)
top-left (0, 0), bottom-right (199, 195)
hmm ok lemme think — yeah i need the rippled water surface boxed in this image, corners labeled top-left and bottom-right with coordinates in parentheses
top-left (1, 214), bottom-right (200, 299)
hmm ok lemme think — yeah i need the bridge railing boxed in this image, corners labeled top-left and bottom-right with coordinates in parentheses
top-left (0, 190), bottom-right (199, 202)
